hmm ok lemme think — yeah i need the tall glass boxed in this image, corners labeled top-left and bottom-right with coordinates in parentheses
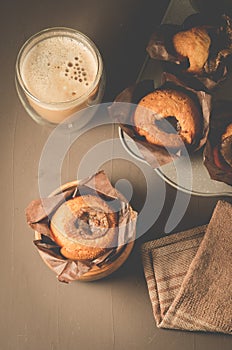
top-left (15, 27), bottom-right (105, 127)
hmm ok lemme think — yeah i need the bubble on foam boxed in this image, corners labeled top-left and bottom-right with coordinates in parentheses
top-left (21, 35), bottom-right (98, 103)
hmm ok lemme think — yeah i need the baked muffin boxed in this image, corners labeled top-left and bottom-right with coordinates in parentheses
top-left (211, 123), bottom-right (232, 171)
top-left (133, 88), bottom-right (201, 149)
top-left (173, 27), bottom-right (211, 74)
top-left (50, 195), bottom-right (118, 260)
top-left (203, 101), bottom-right (232, 186)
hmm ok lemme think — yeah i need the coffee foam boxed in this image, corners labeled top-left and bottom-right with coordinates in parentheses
top-left (21, 36), bottom-right (98, 104)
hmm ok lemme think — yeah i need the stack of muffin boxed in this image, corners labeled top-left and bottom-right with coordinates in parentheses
top-left (115, 13), bottom-right (232, 185)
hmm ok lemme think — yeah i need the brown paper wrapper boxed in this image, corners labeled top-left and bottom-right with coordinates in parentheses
top-left (147, 13), bottom-right (232, 90)
top-left (203, 101), bottom-right (232, 185)
top-left (25, 171), bottom-right (137, 283)
top-left (109, 72), bottom-right (211, 168)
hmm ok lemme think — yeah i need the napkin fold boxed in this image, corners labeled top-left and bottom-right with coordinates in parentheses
top-left (141, 200), bottom-right (232, 334)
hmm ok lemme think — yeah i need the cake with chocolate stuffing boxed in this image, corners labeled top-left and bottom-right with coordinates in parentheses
top-left (133, 87), bottom-right (202, 150)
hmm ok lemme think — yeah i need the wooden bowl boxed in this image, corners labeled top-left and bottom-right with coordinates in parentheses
top-left (35, 180), bottom-right (135, 282)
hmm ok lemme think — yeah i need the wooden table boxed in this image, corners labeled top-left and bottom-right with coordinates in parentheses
top-left (1, 0), bottom-right (231, 349)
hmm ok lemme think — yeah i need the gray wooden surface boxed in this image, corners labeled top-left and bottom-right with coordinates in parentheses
top-left (1, 0), bottom-right (231, 349)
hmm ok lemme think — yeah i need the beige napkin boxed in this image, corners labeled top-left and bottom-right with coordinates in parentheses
top-left (141, 200), bottom-right (232, 334)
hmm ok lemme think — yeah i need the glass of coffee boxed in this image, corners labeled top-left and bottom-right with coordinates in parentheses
top-left (15, 27), bottom-right (105, 127)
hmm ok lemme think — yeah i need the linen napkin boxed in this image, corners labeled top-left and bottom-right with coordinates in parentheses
top-left (141, 200), bottom-right (232, 334)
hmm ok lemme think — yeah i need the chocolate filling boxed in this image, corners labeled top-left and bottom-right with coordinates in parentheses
top-left (73, 208), bottom-right (109, 239)
top-left (154, 116), bottom-right (181, 134)
top-left (74, 215), bottom-right (92, 235)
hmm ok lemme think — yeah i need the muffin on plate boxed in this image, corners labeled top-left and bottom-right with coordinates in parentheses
top-left (173, 26), bottom-right (211, 74)
top-left (204, 101), bottom-right (232, 185)
top-left (133, 87), bottom-right (202, 150)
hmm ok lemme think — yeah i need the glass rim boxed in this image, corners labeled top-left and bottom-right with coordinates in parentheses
top-left (15, 26), bottom-right (104, 109)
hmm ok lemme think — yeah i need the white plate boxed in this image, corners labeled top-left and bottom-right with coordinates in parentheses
top-left (118, 0), bottom-right (232, 197)
top-left (119, 127), bottom-right (232, 197)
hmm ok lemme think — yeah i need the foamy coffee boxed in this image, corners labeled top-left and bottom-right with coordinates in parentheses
top-left (16, 28), bottom-right (104, 125)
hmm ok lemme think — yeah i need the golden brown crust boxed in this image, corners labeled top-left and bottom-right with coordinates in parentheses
top-left (221, 123), bottom-right (232, 141)
top-left (173, 27), bottom-right (211, 73)
top-left (133, 88), bottom-right (201, 149)
top-left (50, 195), bottom-right (118, 260)
top-left (220, 123), bottom-right (232, 167)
